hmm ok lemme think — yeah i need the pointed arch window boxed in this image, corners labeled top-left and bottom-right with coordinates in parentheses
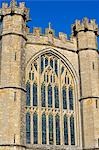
top-left (54, 86), bottom-right (59, 108)
top-left (64, 115), bottom-right (68, 145)
top-left (48, 84), bottom-right (52, 107)
top-left (33, 112), bottom-right (38, 144)
top-left (62, 86), bottom-right (67, 109)
top-left (69, 87), bottom-right (74, 110)
top-left (26, 82), bottom-right (30, 106)
top-left (33, 83), bottom-right (37, 106)
top-left (26, 112), bottom-right (31, 144)
top-left (55, 114), bottom-right (60, 145)
top-left (41, 83), bottom-right (46, 107)
top-left (49, 114), bottom-right (53, 144)
top-left (42, 113), bottom-right (46, 144)
top-left (70, 116), bottom-right (75, 145)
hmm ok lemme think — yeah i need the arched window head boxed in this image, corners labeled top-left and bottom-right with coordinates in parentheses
top-left (26, 112), bottom-right (31, 144)
top-left (70, 115), bottom-right (75, 145)
top-left (50, 59), bottom-right (53, 68)
top-left (48, 84), bottom-right (52, 107)
top-left (62, 86), bottom-right (67, 109)
top-left (69, 86), bottom-right (74, 110)
top-left (64, 115), bottom-right (68, 145)
top-left (55, 114), bottom-right (60, 145)
top-left (26, 81), bottom-right (30, 106)
top-left (33, 112), bottom-right (38, 144)
top-left (49, 114), bottom-right (53, 144)
top-left (54, 86), bottom-right (59, 108)
top-left (33, 83), bottom-right (38, 106)
top-left (42, 113), bottom-right (46, 144)
top-left (41, 83), bottom-right (46, 107)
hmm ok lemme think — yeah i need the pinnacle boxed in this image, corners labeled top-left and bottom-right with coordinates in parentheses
top-left (10, 0), bottom-right (17, 7)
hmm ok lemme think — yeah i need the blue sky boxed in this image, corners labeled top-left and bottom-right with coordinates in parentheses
top-left (0, 0), bottom-right (99, 39)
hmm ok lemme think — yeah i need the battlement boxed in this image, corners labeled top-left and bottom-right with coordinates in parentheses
top-left (72, 17), bottom-right (98, 35)
top-left (0, 0), bottom-right (30, 21)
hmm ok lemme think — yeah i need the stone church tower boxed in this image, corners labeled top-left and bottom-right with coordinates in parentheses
top-left (0, 0), bottom-right (99, 150)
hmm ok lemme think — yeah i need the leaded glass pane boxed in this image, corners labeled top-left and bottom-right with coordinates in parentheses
top-left (54, 86), bottom-right (59, 108)
top-left (33, 83), bottom-right (37, 106)
top-left (62, 86), bottom-right (67, 109)
top-left (56, 115), bottom-right (60, 145)
top-left (33, 113), bottom-right (38, 144)
top-left (26, 82), bottom-right (30, 106)
top-left (48, 84), bottom-right (52, 107)
top-left (70, 116), bottom-right (75, 145)
top-left (64, 115), bottom-right (68, 145)
top-left (41, 83), bottom-right (46, 107)
top-left (26, 113), bottom-right (31, 144)
top-left (42, 113), bottom-right (46, 144)
top-left (49, 114), bottom-right (53, 144)
top-left (69, 87), bottom-right (73, 110)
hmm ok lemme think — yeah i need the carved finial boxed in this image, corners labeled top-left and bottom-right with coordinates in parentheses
top-left (10, 0), bottom-right (17, 7)
top-left (48, 22), bottom-right (51, 30)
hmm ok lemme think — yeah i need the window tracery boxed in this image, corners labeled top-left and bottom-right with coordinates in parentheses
top-left (26, 53), bottom-right (76, 146)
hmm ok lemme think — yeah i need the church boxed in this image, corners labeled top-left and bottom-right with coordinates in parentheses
top-left (0, 0), bottom-right (99, 150)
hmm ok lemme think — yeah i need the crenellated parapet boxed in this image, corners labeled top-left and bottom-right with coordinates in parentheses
top-left (0, 0), bottom-right (30, 21)
top-left (72, 17), bottom-right (98, 36)
top-left (26, 26), bottom-right (77, 52)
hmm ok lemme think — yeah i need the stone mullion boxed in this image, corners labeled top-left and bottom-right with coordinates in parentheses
top-left (59, 60), bottom-right (63, 145)
top-left (38, 56), bottom-right (41, 144)
top-left (73, 87), bottom-right (76, 146)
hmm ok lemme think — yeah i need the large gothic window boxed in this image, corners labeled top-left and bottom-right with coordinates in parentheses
top-left (26, 53), bottom-right (76, 146)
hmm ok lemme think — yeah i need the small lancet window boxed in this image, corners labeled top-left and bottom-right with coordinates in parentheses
top-left (69, 86), bottom-right (74, 110)
top-left (49, 114), bottom-right (53, 144)
top-left (50, 75), bottom-right (52, 83)
top-left (50, 59), bottom-right (53, 68)
top-left (33, 112), bottom-right (38, 144)
top-left (55, 114), bottom-right (60, 145)
top-left (26, 112), bottom-right (31, 144)
top-left (54, 86), bottom-right (59, 108)
top-left (33, 83), bottom-right (38, 106)
top-left (26, 81), bottom-right (30, 106)
top-left (41, 56), bottom-right (44, 73)
top-left (34, 61), bottom-right (37, 71)
top-left (55, 59), bottom-right (58, 75)
top-left (45, 57), bottom-right (48, 67)
top-left (29, 72), bottom-right (31, 80)
top-left (48, 84), bottom-right (52, 107)
top-left (70, 115), bottom-right (75, 145)
top-left (64, 115), bottom-right (68, 145)
top-left (41, 83), bottom-right (46, 107)
top-left (61, 66), bottom-right (64, 74)
top-left (14, 92), bottom-right (16, 101)
top-left (32, 72), bottom-right (34, 80)
top-left (42, 113), bottom-right (46, 144)
top-left (62, 86), bottom-right (67, 109)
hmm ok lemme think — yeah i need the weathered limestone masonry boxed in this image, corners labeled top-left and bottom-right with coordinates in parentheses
top-left (0, 0), bottom-right (99, 150)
